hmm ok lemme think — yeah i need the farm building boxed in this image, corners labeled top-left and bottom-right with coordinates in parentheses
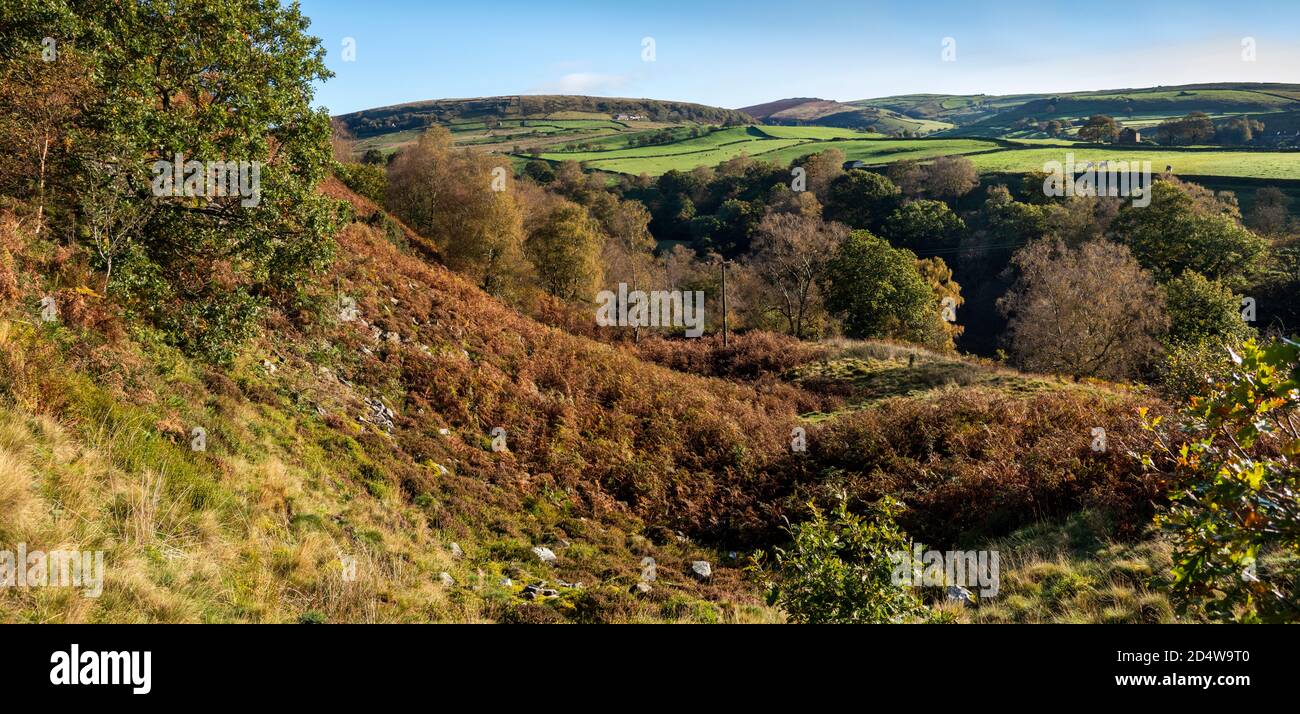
top-left (1116, 127), bottom-right (1141, 144)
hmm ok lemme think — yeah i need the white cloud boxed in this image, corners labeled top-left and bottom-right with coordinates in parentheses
top-left (528, 72), bottom-right (631, 96)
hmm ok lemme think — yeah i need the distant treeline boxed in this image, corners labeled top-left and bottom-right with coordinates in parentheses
top-left (336, 95), bottom-right (754, 137)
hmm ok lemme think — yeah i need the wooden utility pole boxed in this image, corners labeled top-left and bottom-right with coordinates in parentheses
top-left (721, 259), bottom-right (732, 347)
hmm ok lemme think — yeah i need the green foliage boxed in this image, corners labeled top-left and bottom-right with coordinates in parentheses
top-left (1111, 179), bottom-right (1267, 289)
top-left (881, 199), bottom-right (966, 250)
top-left (523, 160), bottom-right (556, 184)
top-left (759, 495), bottom-right (927, 624)
top-left (3, 0), bottom-right (346, 362)
top-left (823, 230), bottom-right (945, 346)
top-left (825, 170), bottom-right (900, 230)
top-left (1163, 271), bottom-right (1254, 348)
top-left (335, 162), bottom-right (387, 205)
top-left (1146, 339), bottom-right (1300, 622)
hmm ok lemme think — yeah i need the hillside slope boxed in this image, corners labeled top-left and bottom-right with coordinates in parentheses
top-left (0, 179), bottom-right (1167, 623)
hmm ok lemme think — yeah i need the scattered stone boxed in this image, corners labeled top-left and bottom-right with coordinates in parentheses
top-left (449, 542), bottom-right (463, 559)
top-left (261, 359), bottom-right (277, 374)
top-left (438, 428), bottom-right (450, 436)
top-left (690, 561), bottom-right (712, 581)
top-left (532, 546), bottom-right (557, 564)
top-left (384, 331), bottom-right (400, 344)
top-left (522, 584), bottom-right (559, 600)
top-left (630, 581), bottom-right (653, 596)
top-left (363, 397), bottom-right (395, 433)
top-left (556, 580), bottom-right (582, 589)
top-left (499, 578), bottom-right (513, 587)
top-left (438, 572), bottom-right (455, 587)
top-left (946, 585), bottom-right (974, 606)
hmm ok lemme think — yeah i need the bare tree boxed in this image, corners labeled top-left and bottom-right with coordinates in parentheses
top-left (998, 238), bottom-right (1168, 380)
top-left (746, 212), bottom-right (848, 338)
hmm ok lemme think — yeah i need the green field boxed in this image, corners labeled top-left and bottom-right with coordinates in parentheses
top-left (528, 127), bottom-right (1300, 181)
top-left (968, 147), bottom-right (1300, 180)
top-left (536, 131), bottom-right (1001, 176)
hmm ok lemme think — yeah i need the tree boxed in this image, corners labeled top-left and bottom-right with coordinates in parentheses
top-left (923, 155), bottom-right (979, 200)
top-left (747, 212), bottom-right (847, 338)
top-left (916, 256), bottom-right (964, 350)
top-left (0, 50), bottom-right (94, 238)
top-left (998, 239), bottom-right (1167, 379)
top-left (1110, 178), bottom-right (1268, 289)
top-left (1247, 187), bottom-right (1292, 236)
top-left (881, 199), bottom-right (966, 250)
top-left (1144, 339), bottom-right (1300, 622)
top-left (825, 170), bottom-right (900, 231)
top-left (822, 230), bottom-right (945, 345)
top-left (794, 149), bottom-right (845, 200)
top-left (1077, 114), bottom-right (1121, 143)
top-left (388, 129), bottom-right (529, 298)
top-left (525, 201), bottom-right (604, 302)
top-left (756, 496), bottom-right (928, 624)
top-left (1163, 271), bottom-right (1255, 349)
top-left (523, 160), bottom-right (555, 184)
top-left (1216, 116), bottom-right (1264, 145)
top-left (1159, 271), bottom-right (1257, 401)
top-left (886, 159), bottom-right (925, 197)
top-left (3, 0), bottom-right (345, 362)
top-left (1156, 112), bottom-right (1215, 145)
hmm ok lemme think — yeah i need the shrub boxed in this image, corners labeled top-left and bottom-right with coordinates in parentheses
top-left (1145, 338), bottom-right (1300, 622)
top-left (758, 495), bottom-right (927, 624)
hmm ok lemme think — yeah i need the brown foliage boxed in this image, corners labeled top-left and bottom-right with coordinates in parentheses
top-left (799, 389), bottom-right (1169, 544)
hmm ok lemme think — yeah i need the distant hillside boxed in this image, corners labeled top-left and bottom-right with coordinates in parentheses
top-left (336, 95), bottom-right (753, 139)
top-left (846, 83), bottom-right (1300, 138)
top-left (737, 97), bottom-right (829, 120)
top-left (738, 97), bottom-right (952, 135)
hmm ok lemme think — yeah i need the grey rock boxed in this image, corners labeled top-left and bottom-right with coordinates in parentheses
top-left (690, 561), bottom-right (712, 581)
top-left (946, 585), bottom-right (974, 606)
top-left (532, 546), bottom-right (557, 564)
top-left (449, 542), bottom-right (463, 559)
top-left (630, 581), bottom-right (653, 596)
top-left (438, 572), bottom-right (454, 587)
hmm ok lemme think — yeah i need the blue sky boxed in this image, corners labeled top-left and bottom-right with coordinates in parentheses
top-left (299, 0), bottom-right (1300, 115)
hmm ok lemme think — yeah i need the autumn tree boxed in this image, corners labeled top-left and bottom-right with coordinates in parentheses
top-left (916, 256), bottom-right (964, 350)
top-left (387, 128), bottom-right (529, 298)
top-left (1077, 114), bottom-right (1121, 143)
top-left (794, 149), bottom-right (845, 201)
top-left (998, 239), bottom-right (1168, 379)
top-left (923, 155), bottom-right (979, 200)
top-left (525, 201), bottom-right (604, 302)
top-left (0, 49), bottom-right (94, 237)
top-left (1156, 112), bottom-right (1215, 145)
top-left (746, 211), bottom-right (847, 338)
